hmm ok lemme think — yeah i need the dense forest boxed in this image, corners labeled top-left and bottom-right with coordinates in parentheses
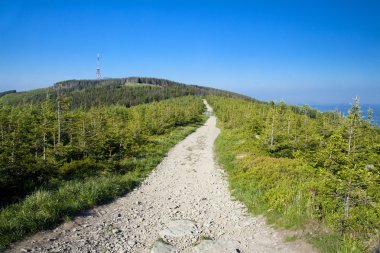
top-left (207, 96), bottom-right (380, 252)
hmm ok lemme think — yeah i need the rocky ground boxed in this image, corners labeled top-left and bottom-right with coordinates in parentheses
top-left (7, 101), bottom-right (315, 253)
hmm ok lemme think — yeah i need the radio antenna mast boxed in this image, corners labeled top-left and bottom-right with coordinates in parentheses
top-left (96, 53), bottom-right (101, 80)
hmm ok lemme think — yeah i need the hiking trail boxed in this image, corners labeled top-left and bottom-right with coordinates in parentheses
top-left (8, 100), bottom-right (315, 253)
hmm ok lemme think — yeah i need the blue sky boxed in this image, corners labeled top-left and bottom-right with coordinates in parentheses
top-left (0, 0), bottom-right (379, 104)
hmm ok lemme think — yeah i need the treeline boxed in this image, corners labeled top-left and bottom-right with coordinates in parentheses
top-left (0, 90), bottom-right (16, 98)
top-left (207, 96), bottom-right (380, 252)
top-left (0, 96), bottom-right (204, 206)
top-left (62, 84), bottom-right (250, 109)
top-left (54, 77), bottom-right (190, 90)
top-left (0, 77), bottom-right (253, 108)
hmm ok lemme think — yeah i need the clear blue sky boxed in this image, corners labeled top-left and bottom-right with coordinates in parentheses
top-left (0, 0), bottom-right (379, 104)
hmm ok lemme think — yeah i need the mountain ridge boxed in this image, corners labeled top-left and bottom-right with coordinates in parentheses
top-left (0, 77), bottom-right (254, 108)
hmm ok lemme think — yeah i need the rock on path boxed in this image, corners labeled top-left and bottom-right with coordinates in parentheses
top-left (7, 100), bottom-right (315, 253)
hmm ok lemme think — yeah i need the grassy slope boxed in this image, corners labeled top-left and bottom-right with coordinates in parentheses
top-left (0, 118), bottom-right (206, 251)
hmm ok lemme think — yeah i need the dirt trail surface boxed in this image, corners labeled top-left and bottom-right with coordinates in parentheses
top-left (8, 100), bottom-right (315, 253)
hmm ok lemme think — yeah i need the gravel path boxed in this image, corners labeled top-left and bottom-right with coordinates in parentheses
top-left (8, 100), bottom-right (315, 253)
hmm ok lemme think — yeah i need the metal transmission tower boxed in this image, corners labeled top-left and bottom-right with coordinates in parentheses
top-left (96, 53), bottom-right (101, 79)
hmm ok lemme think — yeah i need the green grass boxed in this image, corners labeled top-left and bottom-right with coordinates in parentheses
top-left (0, 120), bottom-right (205, 251)
top-left (310, 234), bottom-right (364, 253)
top-left (0, 174), bottom-right (139, 251)
top-left (284, 235), bottom-right (298, 242)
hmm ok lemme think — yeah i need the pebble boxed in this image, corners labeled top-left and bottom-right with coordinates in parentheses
top-left (112, 228), bottom-right (122, 234)
top-left (151, 241), bottom-right (178, 253)
top-left (127, 240), bottom-right (136, 246)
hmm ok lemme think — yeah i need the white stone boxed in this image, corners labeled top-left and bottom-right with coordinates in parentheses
top-left (151, 241), bottom-right (178, 253)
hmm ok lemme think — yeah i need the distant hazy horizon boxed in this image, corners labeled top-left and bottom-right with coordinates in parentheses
top-left (311, 103), bottom-right (380, 125)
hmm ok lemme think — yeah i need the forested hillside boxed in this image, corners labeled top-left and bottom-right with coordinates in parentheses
top-left (208, 96), bottom-right (380, 252)
top-left (0, 77), bottom-right (252, 108)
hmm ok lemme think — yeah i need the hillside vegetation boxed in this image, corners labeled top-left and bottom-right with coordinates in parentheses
top-left (1, 77), bottom-right (378, 252)
top-left (0, 77), bottom-right (252, 108)
top-left (0, 77), bottom-right (251, 250)
top-left (0, 95), bottom-right (205, 250)
top-left (207, 96), bottom-right (380, 252)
